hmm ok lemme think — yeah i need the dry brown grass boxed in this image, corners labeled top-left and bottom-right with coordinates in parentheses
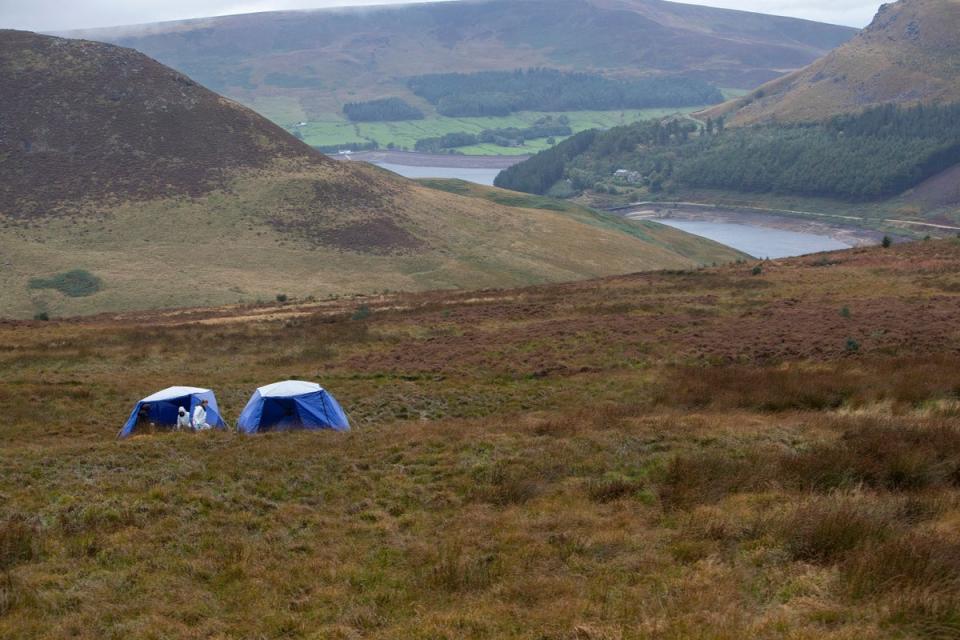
top-left (0, 240), bottom-right (959, 637)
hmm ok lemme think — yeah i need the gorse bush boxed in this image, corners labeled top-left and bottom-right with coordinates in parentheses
top-left (28, 269), bottom-right (102, 297)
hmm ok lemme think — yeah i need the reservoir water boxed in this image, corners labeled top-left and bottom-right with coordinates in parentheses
top-left (374, 162), bottom-right (503, 186)
top-left (365, 156), bottom-right (857, 259)
top-left (656, 219), bottom-right (852, 259)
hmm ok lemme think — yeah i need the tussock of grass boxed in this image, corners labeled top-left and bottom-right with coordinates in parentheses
top-left (0, 517), bottom-right (39, 572)
top-left (781, 493), bottom-right (896, 563)
top-left (783, 422), bottom-right (960, 491)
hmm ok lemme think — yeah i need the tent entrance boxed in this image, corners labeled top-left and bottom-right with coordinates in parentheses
top-left (135, 397), bottom-right (193, 434)
top-left (258, 397), bottom-right (305, 432)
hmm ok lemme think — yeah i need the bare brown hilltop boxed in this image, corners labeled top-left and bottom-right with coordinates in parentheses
top-left (0, 30), bottom-right (330, 216)
top-left (706, 0), bottom-right (960, 125)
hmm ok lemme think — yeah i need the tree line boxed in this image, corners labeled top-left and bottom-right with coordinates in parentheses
top-left (407, 69), bottom-right (724, 117)
top-left (343, 98), bottom-right (424, 122)
top-left (414, 118), bottom-right (573, 153)
top-left (495, 103), bottom-right (960, 200)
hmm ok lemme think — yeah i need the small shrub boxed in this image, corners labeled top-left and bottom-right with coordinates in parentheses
top-left (28, 269), bottom-right (102, 297)
top-left (752, 265), bottom-right (763, 276)
top-left (882, 235), bottom-right (892, 248)
top-left (276, 293), bottom-right (288, 303)
top-left (32, 312), bottom-right (49, 321)
top-left (845, 338), bottom-right (861, 353)
top-left (352, 305), bottom-right (372, 321)
top-left (839, 306), bottom-right (851, 318)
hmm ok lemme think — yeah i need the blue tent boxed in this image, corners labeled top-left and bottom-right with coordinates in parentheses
top-left (237, 380), bottom-right (350, 434)
top-left (118, 386), bottom-right (225, 438)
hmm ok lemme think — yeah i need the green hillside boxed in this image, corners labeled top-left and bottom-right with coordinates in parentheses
top-left (707, 0), bottom-right (960, 125)
top-left (0, 30), bottom-right (745, 319)
top-left (64, 0), bottom-right (855, 153)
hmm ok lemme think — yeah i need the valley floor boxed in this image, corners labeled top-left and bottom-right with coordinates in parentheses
top-left (2, 240), bottom-right (960, 638)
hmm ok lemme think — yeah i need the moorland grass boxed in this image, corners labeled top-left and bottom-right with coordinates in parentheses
top-left (1, 241), bottom-right (959, 638)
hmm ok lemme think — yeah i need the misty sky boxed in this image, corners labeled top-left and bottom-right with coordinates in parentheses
top-left (0, 0), bottom-right (884, 32)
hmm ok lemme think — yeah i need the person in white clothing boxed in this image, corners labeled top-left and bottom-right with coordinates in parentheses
top-left (176, 406), bottom-right (191, 431)
top-left (192, 399), bottom-right (211, 431)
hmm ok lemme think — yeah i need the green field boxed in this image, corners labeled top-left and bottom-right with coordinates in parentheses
top-left (292, 108), bottom-right (706, 155)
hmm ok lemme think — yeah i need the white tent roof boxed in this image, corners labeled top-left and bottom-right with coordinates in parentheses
top-left (141, 386), bottom-right (210, 402)
top-left (257, 380), bottom-right (323, 398)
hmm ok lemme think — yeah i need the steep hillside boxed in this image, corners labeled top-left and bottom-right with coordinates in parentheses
top-left (2, 239), bottom-right (960, 638)
top-left (0, 30), bottom-right (744, 319)
top-left (708, 0), bottom-right (960, 125)
top-left (65, 0), bottom-right (856, 122)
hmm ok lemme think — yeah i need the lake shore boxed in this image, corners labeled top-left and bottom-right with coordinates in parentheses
top-left (330, 150), bottom-right (529, 169)
top-left (622, 204), bottom-right (887, 248)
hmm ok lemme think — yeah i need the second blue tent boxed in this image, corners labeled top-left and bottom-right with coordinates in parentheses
top-left (236, 380), bottom-right (350, 433)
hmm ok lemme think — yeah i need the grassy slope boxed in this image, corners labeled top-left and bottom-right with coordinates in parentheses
top-left (707, 0), bottom-right (960, 125)
top-left (0, 163), bottom-right (744, 319)
top-left (298, 108), bottom-right (704, 155)
top-left (416, 178), bottom-right (749, 265)
top-left (79, 0), bottom-right (855, 120)
top-left (2, 240), bottom-right (960, 637)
